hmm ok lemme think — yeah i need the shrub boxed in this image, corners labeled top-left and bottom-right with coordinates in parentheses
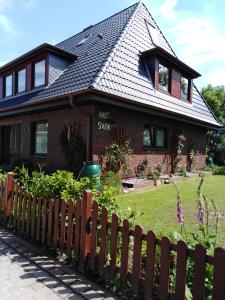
top-left (203, 164), bottom-right (225, 175)
top-left (146, 164), bottom-right (162, 180)
top-left (176, 165), bottom-right (188, 177)
top-left (100, 171), bottom-right (122, 193)
top-left (0, 170), bottom-right (6, 182)
top-left (59, 123), bottom-right (86, 175)
top-left (101, 139), bottom-right (133, 176)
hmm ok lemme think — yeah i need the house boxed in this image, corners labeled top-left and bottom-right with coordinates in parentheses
top-left (0, 2), bottom-right (222, 173)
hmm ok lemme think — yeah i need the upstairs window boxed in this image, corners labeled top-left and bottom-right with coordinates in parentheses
top-left (180, 76), bottom-right (189, 101)
top-left (17, 69), bottom-right (26, 93)
top-left (158, 63), bottom-right (169, 92)
top-left (143, 125), bottom-right (167, 148)
top-left (4, 74), bottom-right (13, 97)
top-left (31, 121), bottom-right (48, 155)
top-left (34, 60), bottom-right (45, 88)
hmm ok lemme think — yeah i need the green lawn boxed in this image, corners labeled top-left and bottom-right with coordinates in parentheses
top-left (118, 176), bottom-right (225, 245)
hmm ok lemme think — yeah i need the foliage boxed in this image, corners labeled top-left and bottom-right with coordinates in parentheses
top-left (100, 171), bottom-right (122, 193)
top-left (202, 85), bottom-right (225, 165)
top-left (59, 123), bottom-right (86, 175)
top-left (170, 132), bottom-right (187, 173)
top-left (0, 170), bottom-right (6, 182)
top-left (176, 165), bottom-right (188, 177)
top-left (136, 156), bottom-right (150, 178)
top-left (187, 149), bottom-right (199, 172)
top-left (203, 164), bottom-right (225, 175)
top-left (146, 163), bottom-right (162, 180)
top-left (172, 177), bottom-right (219, 298)
top-left (93, 186), bottom-right (119, 216)
top-left (101, 139), bottom-right (133, 176)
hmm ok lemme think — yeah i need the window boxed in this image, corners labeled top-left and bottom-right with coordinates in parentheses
top-left (180, 76), bottom-right (189, 101)
top-left (17, 69), bottom-right (26, 93)
top-left (76, 33), bottom-right (92, 47)
top-left (143, 125), bottom-right (167, 148)
top-left (158, 63), bottom-right (170, 92)
top-left (4, 74), bottom-right (13, 97)
top-left (34, 60), bottom-right (45, 88)
top-left (32, 121), bottom-right (48, 155)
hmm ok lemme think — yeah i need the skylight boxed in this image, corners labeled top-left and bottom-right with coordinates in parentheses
top-left (76, 34), bottom-right (92, 47)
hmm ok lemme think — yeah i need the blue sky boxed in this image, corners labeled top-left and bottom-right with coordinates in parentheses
top-left (0, 0), bottom-right (225, 89)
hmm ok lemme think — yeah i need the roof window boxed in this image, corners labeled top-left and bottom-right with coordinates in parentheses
top-left (76, 34), bottom-right (92, 47)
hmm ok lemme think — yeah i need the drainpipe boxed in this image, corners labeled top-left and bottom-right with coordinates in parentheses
top-left (69, 95), bottom-right (91, 161)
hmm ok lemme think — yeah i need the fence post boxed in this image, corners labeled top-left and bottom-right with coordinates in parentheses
top-left (4, 172), bottom-right (14, 223)
top-left (79, 190), bottom-right (92, 273)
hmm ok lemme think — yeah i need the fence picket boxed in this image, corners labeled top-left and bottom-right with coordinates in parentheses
top-left (41, 199), bottom-right (47, 244)
top-left (66, 201), bottom-right (74, 257)
top-left (36, 197), bottom-right (42, 241)
top-left (17, 188), bottom-right (23, 231)
top-left (120, 219), bottom-right (130, 289)
top-left (31, 196), bottom-right (36, 240)
top-left (21, 191), bottom-right (28, 234)
top-left (13, 186), bottom-right (19, 228)
top-left (110, 213), bottom-right (118, 279)
top-left (175, 240), bottom-right (188, 300)
top-left (193, 244), bottom-right (206, 300)
top-left (74, 198), bottom-right (81, 264)
top-left (79, 191), bottom-right (92, 273)
top-left (53, 200), bottom-right (59, 246)
top-left (90, 201), bottom-right (99, 271)
top-left (47, 200), bottom-right (54, 246)
top-left (144, 231), bottom-right (156, 300)
top-left (98, 207), bottom-right (108, 276)
top-left (132, 225), bottom-right (143, 295)
top-left (159, 236), bottom-right (171, 300)
top-left (212, 247), bottom-right (225, 300)
top-left (59, 200), bottom-right (66, 251)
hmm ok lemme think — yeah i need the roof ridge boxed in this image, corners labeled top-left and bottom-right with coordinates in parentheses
top-left (56, 2), bottom-right (139, 47)
top-left (91, 1), bottom-right (142, 88)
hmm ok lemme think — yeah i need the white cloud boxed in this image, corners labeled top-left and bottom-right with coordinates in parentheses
top-left (0, 14), bottom-right (16, 34)
top-left (149, 0), bottom-right (225, 87)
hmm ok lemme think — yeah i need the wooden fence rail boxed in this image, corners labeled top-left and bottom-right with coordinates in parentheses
top-left (0, 172), bottom-right (225, 299)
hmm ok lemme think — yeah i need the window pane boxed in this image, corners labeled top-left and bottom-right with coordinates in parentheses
top-left (18, 69), bottom-right (26, 93)
top-left (34, 122), bottom-right (48, 154)
top-left (181, 76), bottom-right (189, 100)
top-left (5, 75), bottom-right (13, 97)
top-left (34, 60), bottom-right (45, 87)
top-left (159, 64), bottom-right (169, 92)
top-left (143, 126), bottom-right (154, 147)
top-left (156, 129), bottom-right (165, 147)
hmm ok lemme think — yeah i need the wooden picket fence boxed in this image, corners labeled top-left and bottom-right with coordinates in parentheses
top-left (0, 172), bottom-right (225, 300)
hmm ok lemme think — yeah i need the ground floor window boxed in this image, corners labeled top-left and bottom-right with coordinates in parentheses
top-left (31, 121), bottom-right (48, 155)
top-left (143, 125), bottom-right (167, 148)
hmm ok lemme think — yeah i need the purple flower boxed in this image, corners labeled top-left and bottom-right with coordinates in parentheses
top-left (197, 207), bottom-right (205, 221)
top-left (177, 201), bottom-right (183, 224)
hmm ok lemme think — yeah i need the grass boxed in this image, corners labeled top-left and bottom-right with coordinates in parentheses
top-left (118, 176), bottom-right (225, 245)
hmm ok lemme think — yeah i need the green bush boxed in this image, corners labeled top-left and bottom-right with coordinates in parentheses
top-left (203, 164), bottom-right (225, 175)
top-left (100, 171), bottom-right (122, 193)
top-left (0, 170), bottom-right (6, 182)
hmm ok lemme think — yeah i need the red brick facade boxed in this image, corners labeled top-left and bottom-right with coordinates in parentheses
top-left (0, 101), bottom-right (207, 173)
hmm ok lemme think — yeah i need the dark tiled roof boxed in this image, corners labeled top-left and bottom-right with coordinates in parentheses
top-left (0, 2), bottom-right (221, 127)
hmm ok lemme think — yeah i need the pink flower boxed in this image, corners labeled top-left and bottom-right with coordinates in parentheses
top-left (197, 207), bottom-right (205, 221)
top-left (177, 201), bottom-right (183, 224)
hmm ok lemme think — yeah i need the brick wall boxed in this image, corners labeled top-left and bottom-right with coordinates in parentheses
top-left (0, 102), bottom-right (207, 174)
top-left (93, 104), bottom-right (207, 175)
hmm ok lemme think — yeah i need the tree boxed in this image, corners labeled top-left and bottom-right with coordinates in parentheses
top-left (201, 85), bottom-right (225, 165)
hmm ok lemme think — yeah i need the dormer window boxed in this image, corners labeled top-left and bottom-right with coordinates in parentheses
top-left (17, 69), bottom-right (26, 93)
top-left (158, 63), bottom-right (170, 92)
top-left (142, 46), bottom-right (201, 103)
top-left (180, 76), bottom-right (189, 101)
top-left (34, 60), bottom-right (46, 88)
top-left (4, 74), bottom-right (13, 97)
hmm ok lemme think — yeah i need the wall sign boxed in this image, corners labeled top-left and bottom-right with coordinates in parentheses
top-left (97, 110), bottom-right (116, 131)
